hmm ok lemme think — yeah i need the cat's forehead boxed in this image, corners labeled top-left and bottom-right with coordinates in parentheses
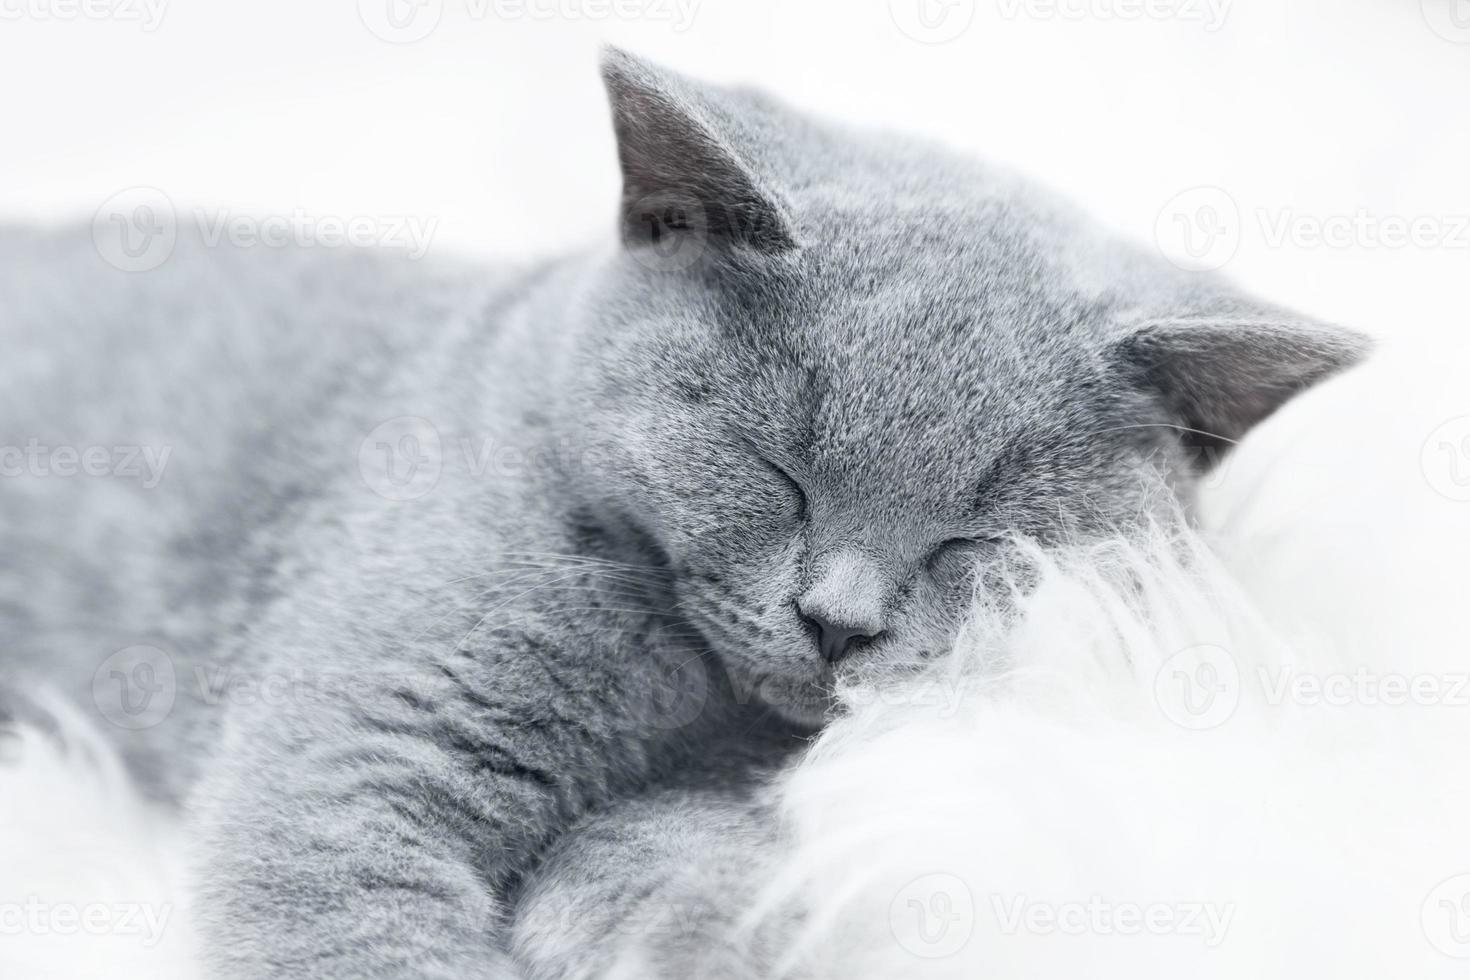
top-left (773, 207), bottom-right (1107, 401)
top-left (709, 283), bottom-right (1108, 513)
top-left (801, 184), bottom-right (1055, 278)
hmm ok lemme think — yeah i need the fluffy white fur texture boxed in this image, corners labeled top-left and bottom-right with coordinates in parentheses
top-left (745, 340), bottom-right (1470, 979)
top-left (0, 696), bottom-right (195, 979)
top-left (5, 340), bottom-right (1470, 979)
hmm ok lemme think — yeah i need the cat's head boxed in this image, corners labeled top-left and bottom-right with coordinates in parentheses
top-left (565, 48), bottom-right (1367, 724)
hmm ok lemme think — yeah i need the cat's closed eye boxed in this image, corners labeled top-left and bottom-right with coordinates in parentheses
top-left (925, 536), bottom-right (1003, 574)
top-left (761, 457), bottom-right (809, 523)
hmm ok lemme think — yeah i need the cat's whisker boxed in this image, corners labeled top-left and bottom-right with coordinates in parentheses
top-left (507, 581), bottom-right (672, 609)
top-left (496, 550), bottom-right (675, 575)
top-left (668, 648), bottom-right (720, 674)
top-left (452, 566), bottom-right (618, 654)
top-left (426, 562), bottom-right (596, 591)
top-left (514, 605), bottom-right (679, 620)
top-left (425, 563), bottom-right (668, 607)
top-left (429, 560), bottom-right (673, 595)
top-left (410, 567), bottom-right (587, 642)
top-left (1095, 422), bottom-right (1240, 445)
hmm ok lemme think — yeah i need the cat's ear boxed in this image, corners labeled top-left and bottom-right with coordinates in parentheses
top-left (600, 47), bottom-right (799, 260)
top-left (1111, 313), bottom-right (1370, 459)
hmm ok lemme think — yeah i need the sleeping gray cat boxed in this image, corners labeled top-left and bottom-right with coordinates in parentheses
top-left (0, 48), bottom-right (1364, 979)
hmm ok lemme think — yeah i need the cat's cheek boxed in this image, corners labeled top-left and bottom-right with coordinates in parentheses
top-left (879, 576), bottom-right (976, 664)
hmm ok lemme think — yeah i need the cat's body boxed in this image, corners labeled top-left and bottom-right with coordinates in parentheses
top-left (1, 218), bottom-right (813, 975)
top-left (1, 224), bottom-right (504, 801)
top-left (1, 219), bottom-right (805, 976)
top-left (1, 49), bottom-right (1364, 979)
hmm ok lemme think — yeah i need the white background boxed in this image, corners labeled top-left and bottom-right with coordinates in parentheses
top-left (3, 0), bottom-right (1469, 345)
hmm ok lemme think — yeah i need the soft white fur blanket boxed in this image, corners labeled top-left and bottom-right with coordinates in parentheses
top-left (5, 341), bottom-right (1470, 978)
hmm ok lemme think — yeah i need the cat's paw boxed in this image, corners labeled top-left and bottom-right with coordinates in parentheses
top-left (511, 790), bottom-right (807, 980)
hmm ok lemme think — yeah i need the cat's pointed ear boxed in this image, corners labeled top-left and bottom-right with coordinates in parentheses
top-left (1111, 313), bottom-right (1370, 458)
top-left (600, 47), bottom-right (799, 260)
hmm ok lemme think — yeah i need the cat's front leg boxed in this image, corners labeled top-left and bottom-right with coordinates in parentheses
top-left (191, 660), bottom-right (613, 980)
